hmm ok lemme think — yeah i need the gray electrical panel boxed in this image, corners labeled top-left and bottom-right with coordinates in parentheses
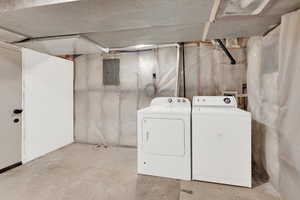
top-left (103, 59), bottom-right (120, 85)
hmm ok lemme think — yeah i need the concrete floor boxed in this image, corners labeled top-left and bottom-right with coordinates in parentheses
top-left (0, 143), bottom-right (281, 200)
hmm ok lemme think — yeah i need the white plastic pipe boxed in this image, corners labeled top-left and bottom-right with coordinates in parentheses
top-left (174, 44), bottom-right (181, 97)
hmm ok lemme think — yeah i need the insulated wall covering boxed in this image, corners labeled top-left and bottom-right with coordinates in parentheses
top-left (247, 8), bottom-right (300, 200)
top-left (184, 43), bottom-right (247, 99)
top-left (277, 9), bottom-right (300, 200)
top-left (75, 44), bottom-right (247, 146)
top-left (247, 29), bottom-right (280, 188)
top-left (74, 47), bottom-right (177, 146)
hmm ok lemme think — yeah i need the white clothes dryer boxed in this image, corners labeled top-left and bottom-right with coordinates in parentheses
top-left (137, 97), bottom-right (191, 180)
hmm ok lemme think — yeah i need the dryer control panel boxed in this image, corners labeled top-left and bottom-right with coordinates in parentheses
top-left (151, 97), bottom-right (190, 107)
top-left (193, 96), bottom-right (237, 108)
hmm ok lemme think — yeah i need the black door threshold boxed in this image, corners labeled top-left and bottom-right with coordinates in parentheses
top-left (0, 162), bottom-right (22, 174)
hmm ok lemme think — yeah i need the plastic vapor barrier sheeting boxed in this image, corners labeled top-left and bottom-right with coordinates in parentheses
top-left (247, 37), bottom-right (263, 122)
top-left (75, 44), bottom-right (248, 147)
top-left (184, 43), bottom-right (247, 100)
top-left (247, 8), bottom-right (300, 200)
top-left (277, 9), bottom-right (300, 200)
top-left (74, 47), bottom-right (177, 146)
top-left (247, 29), bottom-right (280, 189)
top-left (213, 46), bottom-right (247, 95)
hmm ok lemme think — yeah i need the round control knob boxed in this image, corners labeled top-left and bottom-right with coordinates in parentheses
top-left (182, 99), bottom-right (186, 103)
top-left (168, 98), bottom-right (173, 103)
top-left (224, 97), bottom-right (231, 104)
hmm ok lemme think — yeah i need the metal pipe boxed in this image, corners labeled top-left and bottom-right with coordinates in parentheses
top-left (214, 39), bottom-right (236, 65)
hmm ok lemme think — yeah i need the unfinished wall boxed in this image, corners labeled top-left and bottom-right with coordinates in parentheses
top-left (277, 9), bottom-right (300, 200)
top-left (184, 43), bottom-right (247, 100)
top-left (75, 42), bottom-right (247, 147)
top-left (74, 47), bottom-right (177, 146)
top-left (247, 8), bottom-right (300, 200)
top-left (184, 43), bottom-right (216, 98)
top-left (247, 28), bottom-right (280, 188)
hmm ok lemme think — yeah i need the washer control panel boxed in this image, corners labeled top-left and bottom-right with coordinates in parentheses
top-left (193, 96), bottom-right (237, 107)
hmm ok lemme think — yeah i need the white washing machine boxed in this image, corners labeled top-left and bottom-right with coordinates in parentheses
top-left (137, 97), bottom-right (191, 180)
top-left (192, 96), bottom-right (251, 187)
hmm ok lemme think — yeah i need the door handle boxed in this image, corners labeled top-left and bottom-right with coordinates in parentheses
top-left (13, 109), bottom-right (23, 114)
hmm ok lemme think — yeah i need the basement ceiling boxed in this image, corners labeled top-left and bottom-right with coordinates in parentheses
top-left (216, 0), bottom-right (270, 16)
top-left (84, 24), bottom-right (205, 48)
top-left (216, 0), bottom-right (300, 17)
top-left (0, 0), bottom-right (213, 38)
top-left (261, 0), bottom-right (300, 15)
top-left (0, 0), bottom-right (80, 12)
top-left (205, 15), bottom-right (281, 40)
top-left (0, 26), bottom-right (26, 42)
top-left (0, 0), bottom-right (299, 54)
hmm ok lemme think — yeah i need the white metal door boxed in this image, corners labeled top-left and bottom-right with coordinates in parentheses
top-left (0, 44), bottom-right (22, 170)
top-left (22, 48), bottom-right (74, 163)
top-left (142, 118), bottom-right (185, 156)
